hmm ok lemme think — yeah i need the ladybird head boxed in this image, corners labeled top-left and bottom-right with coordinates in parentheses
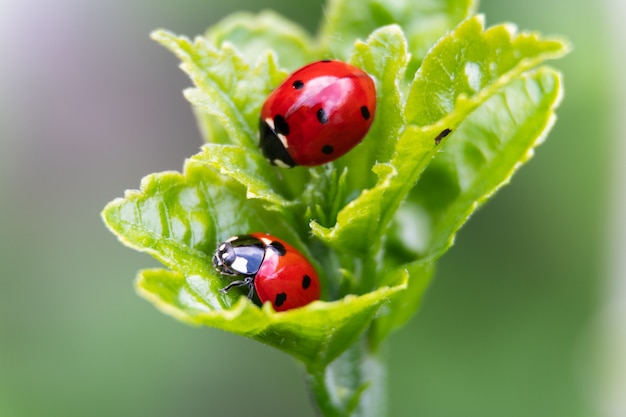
top-left (213, 241), bottom-right (238, 275)
top-left (259, 117), bottom-right (297, 168)
top-left (213, 235), bottom-right (268, 277)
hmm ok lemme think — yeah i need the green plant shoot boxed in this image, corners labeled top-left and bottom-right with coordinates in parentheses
top-left (102, 0), bottom-right (569, 415)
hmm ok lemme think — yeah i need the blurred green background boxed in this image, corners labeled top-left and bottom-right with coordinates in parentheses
top-left (1, 0), bottom-right (623, 416)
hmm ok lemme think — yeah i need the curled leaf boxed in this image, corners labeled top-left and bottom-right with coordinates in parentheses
top-left (137, 268), bottom-right (407, 367)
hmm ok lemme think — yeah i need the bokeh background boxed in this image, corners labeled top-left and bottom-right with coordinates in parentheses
top-left (1, 0), bottom-right (624, 416)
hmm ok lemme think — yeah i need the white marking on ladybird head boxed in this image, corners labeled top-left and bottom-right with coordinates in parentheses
top-left (265, 117), bottom-right (288, 148)
top-left (226, 236), bottom-right (238, 242)
top-left (259, 237), bottom-right (273, 245)
top-left (273, 159), bottom-right (291, 168)
top-left (277, 133), bottom-right (288, 148)
top-left (231, 256), bottom-right (249, 273)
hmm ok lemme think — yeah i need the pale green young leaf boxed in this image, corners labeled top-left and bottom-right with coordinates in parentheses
top-left (309, 26), bottom-right (415, 257)
top-left (303, 25), bottom-right (409, 232)
top-left (332, 25), bottom-right (409, 192)
top-left (406, 68), bottom-right (564, 259)
top-left (151, 30), bottom-right (285, 148)
top-left (406, 15), bottom-right (569, 126)
top-left (101, 161), bottom-right (308, 301)
top-left (376, 66), bottom-right (562, 338)
top-left (136, 268), bottom-right (407, 367)
top-left (318, 0), bottom-right (476, 71)
top-left (205, 10), bottom-right (315, 70)
top-left (189, 144), bottom-right (292, 209)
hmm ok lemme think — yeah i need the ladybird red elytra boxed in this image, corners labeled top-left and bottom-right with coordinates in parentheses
top-left (259, 60), bottom-right (377, 167)
top-left (213, 233), bottom-right (321, 312)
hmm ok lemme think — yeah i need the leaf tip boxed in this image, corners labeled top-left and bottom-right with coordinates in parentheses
top-left (150, 29), bottom-right (180, 45)
top-left (309, 219), bottom-right (335, 242)
top-left (100, 197), bottom-right (124, 231)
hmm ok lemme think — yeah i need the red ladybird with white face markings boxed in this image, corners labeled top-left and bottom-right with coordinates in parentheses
top-left (213, 233), bottom-right (321, 312)
top-left (259, 60), bottom-right (376, 167)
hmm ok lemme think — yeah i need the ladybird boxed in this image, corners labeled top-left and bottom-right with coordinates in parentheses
top-left (213, 233), bottom-right (321, 311)
top-left (260, 60), bottom-right (376, 167)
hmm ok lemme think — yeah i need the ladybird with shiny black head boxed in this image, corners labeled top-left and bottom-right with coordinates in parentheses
top-left (213, 233), bottom-right (321, 312)
top-left (260, 60), bottom-right (376, 167)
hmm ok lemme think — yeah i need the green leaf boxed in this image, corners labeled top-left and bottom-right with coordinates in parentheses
top-left (309, 25), bottom-right (412, 259)
top-left (375, 68), bottom-right (564, 339)
top-left (136, 268), bottom-right (407, 367)
top-left (204, 11), bottom-right (315, 71)
top-left (334, 25), bottom-right (409, 192)
top-left (151, 30), bottom-right (285, 148)
top-left (302, 25), bottom-right (409, 242)
top-left (405, 15), bottom-right (569, 126)
top-left (152, 29), bottom-right (314, 201)
top-left (312, 16), bottom-right (569, 267)
top-left (407, 68), bottom-right (565, 258)
top-left (101, 161), bottom-right (309, 305)
top-left (189, 144), bottom-right (292, 209)
top-left (318, 0), bottom-right (476, 73)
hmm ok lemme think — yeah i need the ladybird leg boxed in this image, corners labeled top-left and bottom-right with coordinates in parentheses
top-left (246, 283), bottom-right (255, 300)
top-left (219, 276), bottom-right (255, 299)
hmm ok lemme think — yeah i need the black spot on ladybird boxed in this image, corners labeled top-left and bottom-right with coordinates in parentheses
top-left (293, 80), bottom-right (304, 90)
top-left (434, 128), bottom-right (452, 145)
top-left (321, 145), bottom-right (334, 155)
top-left (316, 108), bottom-right (329, 124)
top-left (273, 115), bottom-right (290, 136)
top-left (302, 275), bottom-right (311, 289)
top-left (320, 59), bottom-right (331, 63)
top-left (275, 292), bottom-right (287, 307)
top-left (269, 241), bottom-right (287, 256)
top-left (361, 106), bottom-right (370, 120)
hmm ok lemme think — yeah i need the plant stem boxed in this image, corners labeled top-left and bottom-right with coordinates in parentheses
top-left (305, 336), bottom-right (388, 417)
